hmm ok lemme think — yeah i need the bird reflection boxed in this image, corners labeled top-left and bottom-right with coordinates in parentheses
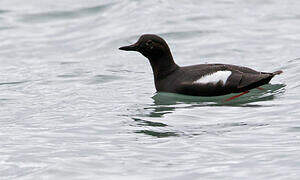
top-left (132, 84), bottom-right (285, 138)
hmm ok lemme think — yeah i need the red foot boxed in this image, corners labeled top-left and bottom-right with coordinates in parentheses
top-left (256, 87), bottom-right (264, 90)
top-left (224, 91), bottom-right (249, 102)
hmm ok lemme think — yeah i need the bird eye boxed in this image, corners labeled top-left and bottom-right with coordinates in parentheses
top-left (146, 40), bottom-right (153, 46)
top-left (146, 40), bottom-right (153, 49)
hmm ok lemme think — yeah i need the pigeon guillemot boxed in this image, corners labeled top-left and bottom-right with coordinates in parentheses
top-left (119, 34), bottom-right (282, 100)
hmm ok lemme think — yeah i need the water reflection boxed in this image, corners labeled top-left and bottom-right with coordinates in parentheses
top-left (152, 83), bottom-right (285, 108)
top-left (132, 84), bottom-right (285, 138)
top-left (132, 117), bottom-right (167, 127)
top-left (132, 117), bottom-right (178, 138)
top-left (135, 130), bottom-right (179, 138)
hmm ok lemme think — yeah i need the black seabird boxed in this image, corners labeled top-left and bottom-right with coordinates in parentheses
top-left (119, 34), bottom-right (282, 101)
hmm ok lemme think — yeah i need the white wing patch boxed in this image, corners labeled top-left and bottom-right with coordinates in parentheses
top-left (193, 71), bottom-right (232, 85)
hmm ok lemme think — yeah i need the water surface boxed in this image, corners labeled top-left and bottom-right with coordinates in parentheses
top-left (0, 0), bottom-right (300, 179)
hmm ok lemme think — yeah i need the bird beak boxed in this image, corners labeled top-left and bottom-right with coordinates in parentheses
top-left (119, 42), bottom-right (139, 51)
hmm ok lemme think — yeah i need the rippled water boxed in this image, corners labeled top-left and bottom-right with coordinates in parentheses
top-left (1, 0), bottom-right (300, 179)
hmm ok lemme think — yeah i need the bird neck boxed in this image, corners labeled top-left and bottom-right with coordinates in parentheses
top-left (148, 53), bottom-right (179, 80)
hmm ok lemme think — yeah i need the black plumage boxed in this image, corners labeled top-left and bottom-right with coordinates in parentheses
top-left (119, 34), bottom-right (282, 97)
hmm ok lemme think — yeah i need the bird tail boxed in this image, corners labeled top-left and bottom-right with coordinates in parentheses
top-left (272, 70), bottom-right (283, 75)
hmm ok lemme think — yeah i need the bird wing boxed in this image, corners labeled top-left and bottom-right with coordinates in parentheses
top-left (175, 69), bottom-right (275, 96)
